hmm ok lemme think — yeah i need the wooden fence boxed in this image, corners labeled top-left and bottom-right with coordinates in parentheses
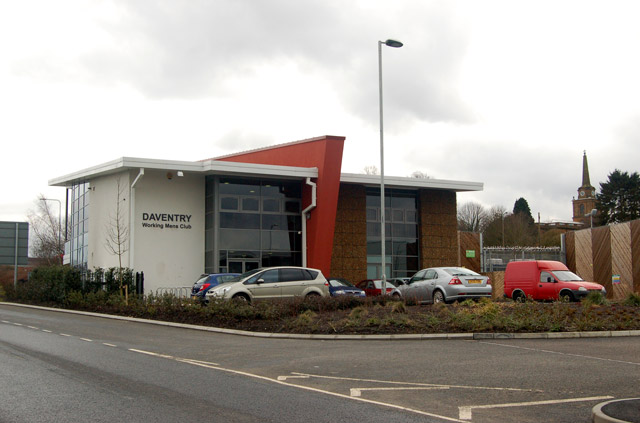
top-left (564, 219), bottom-right (640, 300)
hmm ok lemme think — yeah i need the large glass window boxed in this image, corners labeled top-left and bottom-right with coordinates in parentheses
top-left (68, 182), bottom-right (90, 271)
top-left (205, 176), bottom-right (303, 273)
top-left (366, 188), bottom-right (419, 279)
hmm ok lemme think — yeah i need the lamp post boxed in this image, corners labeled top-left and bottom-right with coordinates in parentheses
top-left (585, 208), bottom-right (597, 229)
top-left (41, 198), bottom-right (62, 264)
top-left (378, 38), bottom-right (403, 288)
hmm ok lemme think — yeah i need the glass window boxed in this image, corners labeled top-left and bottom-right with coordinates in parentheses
top-left (219, 229), bottom-right (261, 250)
top-left (242, 197), bottom-right (259, 211)
top-left (220, 212), bottom-right (260, 229)
top-left (221, 197), bottom-right (238, 210)
top-left (284, 200), bottom-right (301, 214)
top-left (219, 179), bottom-right (260, 195)
top-left (259, 269), bottom-right (279, 283)
top-left (263, 198), bottom-right (280, 212)
top-left (280, 268), bottom-right (306, 282)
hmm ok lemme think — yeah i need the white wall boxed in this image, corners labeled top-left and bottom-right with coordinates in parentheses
top-left (130, 169), bottom-right (205, 293)
top-left (88, 172), bottom-right (131, 270)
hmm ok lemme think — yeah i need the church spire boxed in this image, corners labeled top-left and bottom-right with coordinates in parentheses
top-left (581, 150), bottom-right (591, 188)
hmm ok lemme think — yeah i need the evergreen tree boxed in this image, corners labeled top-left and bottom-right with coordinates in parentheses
top-left (512, 197), bottom-right (534, 225)
top-left (596, 170), bottom-right (640, 224)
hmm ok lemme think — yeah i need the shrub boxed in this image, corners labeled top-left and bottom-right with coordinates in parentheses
top-left (623, 293), bottom-right (640, 306)
top-left (582, 291), bottom-right (608, 306)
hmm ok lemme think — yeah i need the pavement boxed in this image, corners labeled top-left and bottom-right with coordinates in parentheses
top-left (592, 398), bottom-right (640, 423)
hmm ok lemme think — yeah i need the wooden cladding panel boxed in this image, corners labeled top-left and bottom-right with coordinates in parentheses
top-left (565, 231), bottom-right (576, 272)
top-left (631, 220), bottom-right (640, 294)
top-left (611, 222), bottom-right (632, 299)
top-left (592, 226), bottom-right (612, 296)
top-left (574, 229), bottom-right (594, 281)
top-left (420, 190), bottom-right (458, 268)
top-left (458, 231), bottom-right (481, 273)
top-left (330, 184), bottom-right (367, 282)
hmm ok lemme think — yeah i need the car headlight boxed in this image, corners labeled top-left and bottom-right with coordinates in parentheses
top-left (578, 286), bottom-right (587, 292)
top-left (601, 287), bottom-right (607, 295)
top-left (334, 290), bottom-right (345, 295)
top-left (207, 286), bottom-right (231, 297)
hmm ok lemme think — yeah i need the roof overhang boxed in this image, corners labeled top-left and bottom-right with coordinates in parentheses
top-left (339, 173), bottom-right (483, 192)
top-left (48, 157), bottom-right (318, 187)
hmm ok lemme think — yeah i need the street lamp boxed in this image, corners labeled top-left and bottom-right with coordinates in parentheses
top-left (378, 38), bottom-right (403, 287)
top-left (585, 208), bottom-right (597, 229)
top-left (41, 198), bottom-right (62, 264)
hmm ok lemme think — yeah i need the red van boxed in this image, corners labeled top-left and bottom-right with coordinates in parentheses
top-left (504, 260), bottom-right (606, 302)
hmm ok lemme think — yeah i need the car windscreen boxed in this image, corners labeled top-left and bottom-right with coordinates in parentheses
top-left (228, 268), bottom-right (263, 283)
top-left (329, 279), bottom-right (353, 287)
top-left (551, 270), bottom-right (584, 281)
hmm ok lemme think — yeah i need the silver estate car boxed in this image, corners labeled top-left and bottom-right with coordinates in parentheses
top-left (204, 266), bottom-right (329, 303)
top-left (394, 267), bottom-right (492, 304)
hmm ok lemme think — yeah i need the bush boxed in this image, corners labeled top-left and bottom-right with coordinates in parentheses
top-left (623, 292), bottom-right (640, 306)
top-left (582, 291), bottom-right (608, 306)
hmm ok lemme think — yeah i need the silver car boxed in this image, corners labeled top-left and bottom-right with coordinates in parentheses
top-left (394, 267), bottom-right (492, 304)
top-left (204, 266), bottom-right (329, 303)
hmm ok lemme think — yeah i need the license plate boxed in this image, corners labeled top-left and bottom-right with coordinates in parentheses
top-left (468, 279), bottom-right (481, 284)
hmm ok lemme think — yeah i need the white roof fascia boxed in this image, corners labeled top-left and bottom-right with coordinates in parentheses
top-left (339, 173), bottom-right (483, 192)
top-left (49, 157), bottom-right (318, 187)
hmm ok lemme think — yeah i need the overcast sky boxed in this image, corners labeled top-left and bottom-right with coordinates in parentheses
top-left (2, 0), bottom-right (639, 225)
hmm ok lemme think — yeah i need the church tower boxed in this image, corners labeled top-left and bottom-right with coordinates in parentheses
top-left (572, 151), bottom-right (597, 225)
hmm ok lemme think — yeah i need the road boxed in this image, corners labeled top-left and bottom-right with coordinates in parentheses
top-left (1, 303), bottom-right (638, 422)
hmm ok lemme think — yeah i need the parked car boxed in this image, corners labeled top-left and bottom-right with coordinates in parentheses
top-left (394, 267), bottom-right (491, 304)
top-left (328, 277), bottom-right (366, 297)
top-left (504, 260), bottom-right (606, 302)
top-left (387, 277), bottom-right (410, 287)
top-left (191, 273), bottom-right (240, 302)
top-left (204, 266), bottom-right (330, 303)
top-left (356, 279), bottom-right (398, 296)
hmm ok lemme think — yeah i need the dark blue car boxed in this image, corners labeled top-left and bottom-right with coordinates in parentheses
top-left (328, 277), bottom-right (366, 298)
top-left (191, 273), bottom-right (240, 302)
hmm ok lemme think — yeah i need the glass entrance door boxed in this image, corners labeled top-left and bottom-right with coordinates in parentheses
top-left (228, 260), bottom-right (260, 274)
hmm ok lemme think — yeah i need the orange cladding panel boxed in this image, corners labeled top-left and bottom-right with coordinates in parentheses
top-left (217, 136), bottom-right (346, 276)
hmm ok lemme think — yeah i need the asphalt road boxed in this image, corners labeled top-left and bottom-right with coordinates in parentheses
top-left (1, 303), bottom-right (638, 422)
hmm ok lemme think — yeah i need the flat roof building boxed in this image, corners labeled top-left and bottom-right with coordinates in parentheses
top-left (50, 135), bottom-right (483, 293)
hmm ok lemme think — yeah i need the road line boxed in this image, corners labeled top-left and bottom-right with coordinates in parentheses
top-left (60, 333), bottom-right (71, 337)
top-left (126, 349), bottom-right (465, 422)
top-left (42, 329), bottom-right (52, 333)
top-left (13, 323), bottom-right (23, 326)
top-left (289, 372), bottom-right (534, 392)
top-left (128, 348), bottom-right (175, 359)
top-left (479, 341), bottom-right (640, 366)
top-left (102, 343), bottom-right (117, 347)
top-left (1, 320), bottom-right (9, 323)
top-left (458, 395), bottom-right (614, 420)
top-left (351, 386), bottom-right (449, 397)
top-left (27, 325), bottom-right (39, 330)
top-left (80, 338), bottom-right (93, 342)
top-left (277, 375), bottom-right (310, 381)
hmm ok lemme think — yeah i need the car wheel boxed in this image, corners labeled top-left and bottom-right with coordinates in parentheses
top-left (432, 290), bottom-right (445, 304)
top-left (392, 292), bottom-right (401, 300)
top-left (305, 292), bottom-right (321, 299)
top-left (232, 294), bottom-right (250, 303)
top-left (560, 291), bottom-right (575, 302)
top-left (513, 291), bottom-right (526, 303)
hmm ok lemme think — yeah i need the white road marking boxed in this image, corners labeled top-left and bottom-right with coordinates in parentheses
top-left (1, 320), bottom-right (9, 323)
top-left (27, 326), bottom-right (39, 329)
top-left (458, 395), bottom-right (615, 420)
top-left (59, 333), bottom-right (71, 337)
top-left (479, 341), bottom-right (640, 366)
top-left (351, 386), bottom-right (449, 397)
top-left (288, 372), bottom-right (535, 393)
top-left (42, 329), bottom-right (52, 333)
top-left (277, 375), bottom-right (310, 381)
top-left (128, 348), bottom-right (175, 360)
top-left (13, 323), bottom-right (23, 326)
top-left (102, 343), bottom-right (117, 347)
top-left (80, 338), bottom-right (93, 342)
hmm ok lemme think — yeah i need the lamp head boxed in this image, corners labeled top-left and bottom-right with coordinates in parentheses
top-left (383, 39), bottom-right (403, 48)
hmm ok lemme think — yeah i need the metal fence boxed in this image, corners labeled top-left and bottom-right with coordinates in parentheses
top-left (155, 286), bottom-right (192, 298)
top-left (481, 247), bottom-right (563, 272)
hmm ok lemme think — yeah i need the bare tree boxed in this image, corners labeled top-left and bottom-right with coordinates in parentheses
top-left (363, 165), bottom-right (379, 175)
top-left (410, 170), bottom-right (431, 179)
top-left (104, 177), bottom-right (129, 290)
top-left (27, 194), bottom-right (64, 265)
top-left (457, 201), bottom-right (488, 232)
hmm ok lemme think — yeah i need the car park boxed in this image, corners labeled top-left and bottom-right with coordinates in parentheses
top-left (356, 279), bottom-right (398, 296)
top-left (504, 260), bottom-right (606, 302)
top-left (394, 267), bottom-right (491, 304)
top-left (204, 266), bottom-right (330, 303)
top-left (191, 273), bottom-right (240, 302)
top-left (327, 277), bottom-right (366, 297)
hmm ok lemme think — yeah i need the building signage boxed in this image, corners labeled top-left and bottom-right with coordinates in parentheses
top-left (612, 274), bottom-right (620, 284)
top-left (465, 250), bottom-right (476, 258)
top-left (141, 212), bottom-right (192, 230)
